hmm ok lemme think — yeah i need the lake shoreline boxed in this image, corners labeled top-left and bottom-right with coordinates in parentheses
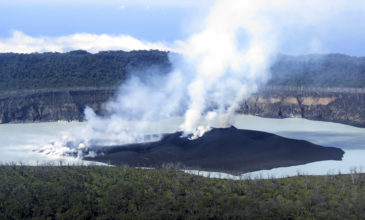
top-left (0, 116), bottom-right (364, 177)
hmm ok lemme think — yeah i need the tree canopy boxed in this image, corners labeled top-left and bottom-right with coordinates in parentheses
top-left (0, 165), bottom-right (364, 219)
top-left (1, 51), bottom-right (365, 92)
top-left (0, 50), bottom-right (171, 91)
top-left (269, 54), bottom-right (365, 88)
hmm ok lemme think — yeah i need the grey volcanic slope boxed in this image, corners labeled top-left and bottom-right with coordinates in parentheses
top-left (86, 126), bottom-right (344, 174)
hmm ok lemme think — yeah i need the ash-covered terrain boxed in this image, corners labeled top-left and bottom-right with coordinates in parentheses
top-left (86, 126), bottom-right (344, 174)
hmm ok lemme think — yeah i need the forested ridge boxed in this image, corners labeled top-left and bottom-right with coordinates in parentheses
top-left (0, 50), bottom-right (170, 91)
top-left (269, 53), bottom-right (365, 88)
top-left (1, 165), bottom-right (365, 219)
top-left (0, 51), bottom-right (365, 92)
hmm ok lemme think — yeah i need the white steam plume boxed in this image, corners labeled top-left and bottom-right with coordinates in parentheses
top-left (179, 0), bottom-right (278, 135)
top-left (39, 0), bottom-right (365, 156)
top-left (178, 0), bottom-right (365, 136)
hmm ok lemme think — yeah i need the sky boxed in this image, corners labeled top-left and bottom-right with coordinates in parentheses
top-left (0, 0), bottom-right (365, 56)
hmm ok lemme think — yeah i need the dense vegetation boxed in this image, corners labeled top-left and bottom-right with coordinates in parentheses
top-left (269, 54), bottom-right (365, 88)
top-left (1, 51), bottom-right (365, 92)
top-left (0, 50), bottom-right (170, 91)
top-left (1, 165), bottom-right (365, 219)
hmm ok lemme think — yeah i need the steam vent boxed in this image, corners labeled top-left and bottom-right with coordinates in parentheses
top-left (87, 126), bottom-right (344, 175)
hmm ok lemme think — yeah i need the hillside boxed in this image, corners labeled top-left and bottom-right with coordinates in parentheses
top-left (1, 51), bottom-right (365, 126)
top-left (0, 165), bottom-right (364, 219)
top-left (0, 51), bottom-right (365, 91)
top-left (269, 53), bottom-right (365, 88)
top-left (0, 50), bottom-right (170, 91)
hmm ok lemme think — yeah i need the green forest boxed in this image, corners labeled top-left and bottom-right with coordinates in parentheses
top-left (0, 50), bottom-right (365, 92)
top-left (269, 53), bottom-right (365, 88)
top-left (0, 50), bottom-right (170, 91)
top-left (0, 165), bottom-right (364, 219)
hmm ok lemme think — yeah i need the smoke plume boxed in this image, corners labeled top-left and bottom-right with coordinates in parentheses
top-left (40, 0), bottom-right (365, 157)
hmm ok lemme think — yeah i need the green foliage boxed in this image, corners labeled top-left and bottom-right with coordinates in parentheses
top-left (269, 54), bottom-right (365, 88)
top-left (0, 50), bottom-right (171, 91)
top-left (0, 165), bottom-right (365, 219)
top-left (1, 51), bottom-right (364, 93)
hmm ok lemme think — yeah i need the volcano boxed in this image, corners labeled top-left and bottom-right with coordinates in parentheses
top-left (86, 126), bottom-right (344, 174)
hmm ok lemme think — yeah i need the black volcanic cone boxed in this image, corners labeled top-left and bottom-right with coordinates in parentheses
top-left (86, 126), bottom-right (344, 174)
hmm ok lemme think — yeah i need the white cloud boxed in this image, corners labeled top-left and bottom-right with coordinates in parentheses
top-left (0, 31), bottom-right (174, 53)
top-left (119, 4), bottom-right (126, 10)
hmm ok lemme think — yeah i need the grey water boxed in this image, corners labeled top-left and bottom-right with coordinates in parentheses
top-left (0, 115), bottom-right (365, 177)
top-left (0, 121), bottom-right (89, 165)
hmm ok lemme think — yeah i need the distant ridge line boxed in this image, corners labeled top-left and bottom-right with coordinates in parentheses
top-left (1, 85), bottom-right (364, 99)
top-left (0, 86), bottom-right (118, 99)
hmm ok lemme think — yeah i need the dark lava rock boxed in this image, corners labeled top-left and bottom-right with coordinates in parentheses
top-left (86, 126), bottom-right (344, 175)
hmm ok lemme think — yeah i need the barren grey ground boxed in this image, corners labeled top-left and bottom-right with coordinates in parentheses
top-left (86, 126), bottom-right (344, 175)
